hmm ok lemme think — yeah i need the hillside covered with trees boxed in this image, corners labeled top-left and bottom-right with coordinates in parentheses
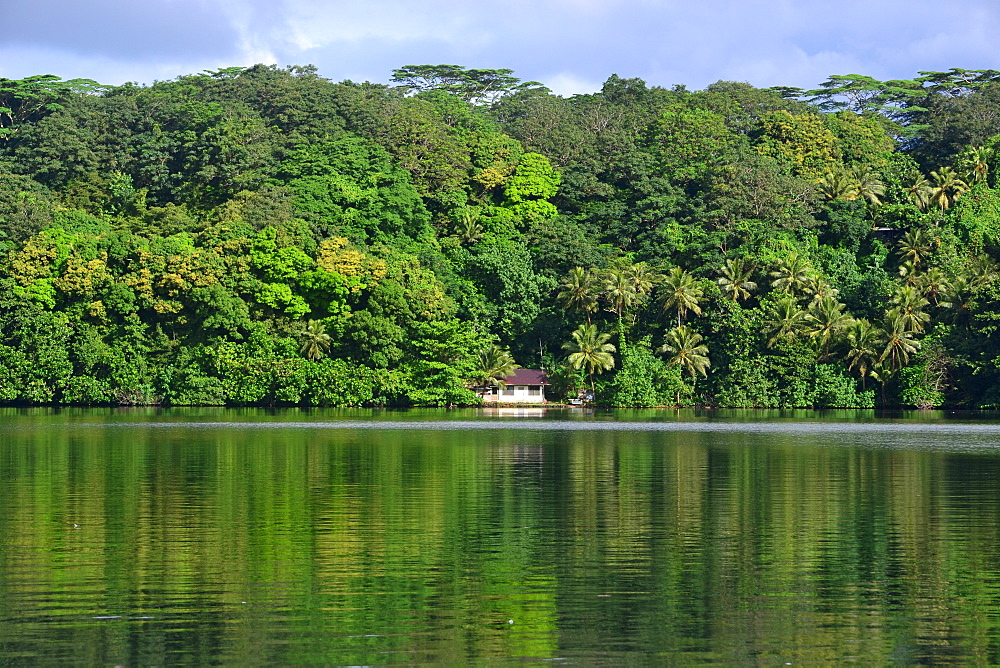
top-left (1, 65), bottom-right (999, 408)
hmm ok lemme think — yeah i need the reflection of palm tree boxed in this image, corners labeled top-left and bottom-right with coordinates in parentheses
top-left (659, 266), bottom-right (704, 327)
top-left (844, 318), bottom-right (881, 390)
top-left (562, 324), bottom-right (616, 396)
top-left (472, 344), bottom-right (519, 397)
top-left (557, 267), bottom-right (599, 324)
top-left (299, 320), bottom-right (332, 361)
top-left (929, 166), bottom-right (968, 211)
top-left (716, 258), bottom-right (756, 303)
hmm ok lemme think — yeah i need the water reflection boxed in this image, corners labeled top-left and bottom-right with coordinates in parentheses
top-left (1, 410), bottom-right (1000, 663)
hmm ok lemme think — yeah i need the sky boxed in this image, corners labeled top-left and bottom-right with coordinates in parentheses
top-left (2, 0), bottom-right (999, 96)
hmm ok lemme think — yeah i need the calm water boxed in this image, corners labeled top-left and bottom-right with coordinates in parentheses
top-left (2, 408), bottom-right (1000, 665)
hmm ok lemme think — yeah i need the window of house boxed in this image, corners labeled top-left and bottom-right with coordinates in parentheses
top-left (528, 386), bottom-right (541, 396)
top-left (516, 386), bottom-right (527, 392)
top-left (502, 386), bottom-right (514, 395)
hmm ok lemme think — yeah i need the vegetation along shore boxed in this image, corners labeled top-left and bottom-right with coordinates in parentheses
top-left (1, 65), bottom-right (999, 408)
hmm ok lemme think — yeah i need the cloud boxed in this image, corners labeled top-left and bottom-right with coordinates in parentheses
top-left (1, 0), bottom-right (998, 93)
top-left (542, 72), bottom-right (604, 96)
top-left (0, 0), bottom-right (241, 61)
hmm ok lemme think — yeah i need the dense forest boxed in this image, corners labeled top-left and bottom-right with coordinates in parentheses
top-left (1, 64), bottom-right (999, 408)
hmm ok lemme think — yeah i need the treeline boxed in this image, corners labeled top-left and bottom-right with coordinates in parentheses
top-left (0, 65), bottom-right (999, 407)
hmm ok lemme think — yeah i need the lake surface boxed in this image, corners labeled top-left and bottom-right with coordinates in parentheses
top-left (2, 407), bottom-right (1000, 664)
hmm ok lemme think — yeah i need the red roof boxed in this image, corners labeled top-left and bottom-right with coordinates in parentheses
top-left (502, 369), bottom-right (548, 385)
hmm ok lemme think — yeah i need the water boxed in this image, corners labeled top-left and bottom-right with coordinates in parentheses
top-left (2, 407), bottom-right (1000, 664)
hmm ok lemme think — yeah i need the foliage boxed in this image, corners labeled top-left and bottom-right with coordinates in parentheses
top-left (2, 63), bottom-right (1000, 407)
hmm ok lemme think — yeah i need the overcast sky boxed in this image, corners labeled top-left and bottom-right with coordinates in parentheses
top-left (2, 0), bottom-right (999, 96)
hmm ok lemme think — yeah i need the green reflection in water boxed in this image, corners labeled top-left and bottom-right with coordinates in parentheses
top-left (1, 408), bottom-right (1000, 664)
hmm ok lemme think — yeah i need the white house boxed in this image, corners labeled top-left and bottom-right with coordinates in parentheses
top-left (482, 369), bottom-right (549, 404)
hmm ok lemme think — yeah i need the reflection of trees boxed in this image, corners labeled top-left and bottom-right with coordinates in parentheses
top-left (1, 417), bottom-right (999, 664)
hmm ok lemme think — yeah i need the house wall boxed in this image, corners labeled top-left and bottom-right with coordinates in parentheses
top-left (482, 385), bottom-right (547, 404)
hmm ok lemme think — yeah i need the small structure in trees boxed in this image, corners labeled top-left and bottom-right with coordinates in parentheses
top-left (481, 369), bottom-right (549, 404)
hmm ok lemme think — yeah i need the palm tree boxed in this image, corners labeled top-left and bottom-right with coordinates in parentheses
top-left (453, 207), bottom-right (483, 244)
top-left (562, 324), bottom-right (616, 396)
top-left (891, 286), bottom-right (931, 333)
top-left (897, 228), bottom-right (932, 268)
top-left (929, 166), bottom-right (969, 211)
top-left (844, 318), bottom-right (882, 390)
top-left (769, 252), bottom-right (813, 297)
top-left (879, 310), bottom-right (921, 376)
top-left (626, 262), bottom-right (658, 303)
top-left (658, 325), bottom-right (710, 404)
top-left (959, 145), bottom-right (992, 185)
top-left (472, 344), bottom-right (519, 398)
top-left (804, 296), bottom-right (853, 359)
top-left (803, 274), bottom-right (837, 303)
top-left (602, 266), bottom-right (638, 323)
top-left (716, 258), bottom-right (757, 303)
top-left (298, 320), bottom-right (332, 361)
top-left (765, 295), bottom-right (808, 348)
top-left (851, 165), bottom-right (885, 206)
top-left (817, 167), bottom-right (859, 201)
top-left (898, 260), bottom-right (921, 287)
top-left (917, 267), bottom-right (950, 306)
top-left (659, 326), bottom-right (710, 378)
top-left (557, 267), bottom-right (600, 324)
top-left (905, 172), bottom-right (933, 211)
top-left (659, 266), bottom-right (704, 327)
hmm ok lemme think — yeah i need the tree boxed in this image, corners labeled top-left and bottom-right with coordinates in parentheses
top-left (557, 267), bottom-right (600, 324)
top-left (898, 228), bottom-right (933, 268)
top-left (879, 310), bottom-right (921, 376)
top-left (562, 324), bottom-right (616, 396)
top-left (658, 325), bottom-right (710, 404)
top-left (844, 318), bottom-right (882, 390)
top-left (716, 258), bottom-right (757, 303)
top-left (298, 320), bottom-right (332, 361)
top-left (906, 172), bottom-right (933, 211)
top-left (928, 166), bottom-right (969, 211)
top-left (891, 286), bottom-right (931, 333)
top-left (390, 64), bottom-right (546, 105)
top-left (659, 325), bottom-right (711, 379)
top-left (471, 344), bottom-right (519, 397)
top-left (804, 296), bottom-right (853, 359)
top-left (765, 295), bottom-right (808, 347)
top-left (658, 266), bottom-right (704, 327)
top-left (769, 252), bottom-right (813, 297)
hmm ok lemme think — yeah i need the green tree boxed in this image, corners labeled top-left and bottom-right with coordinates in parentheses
top-left (298, 320), bottom-right (332, 361)
top-left (557, 267), bottom-right (600, 324)
top-left (562, 324), bottom-right (616, 396)
top-left (471, 344), bottom-right (519, 397)
top-left (658, 266), bottom-right (704, 327)
top-left (844, 318), bottom-right (882, 390)
top-left (658, 325), bottom-right (710, 403)
top-left (716, 258), bottom-right (757, 303)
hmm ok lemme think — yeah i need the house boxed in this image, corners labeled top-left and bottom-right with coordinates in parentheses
top-left (482, 369), bottom-right (549, 404)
